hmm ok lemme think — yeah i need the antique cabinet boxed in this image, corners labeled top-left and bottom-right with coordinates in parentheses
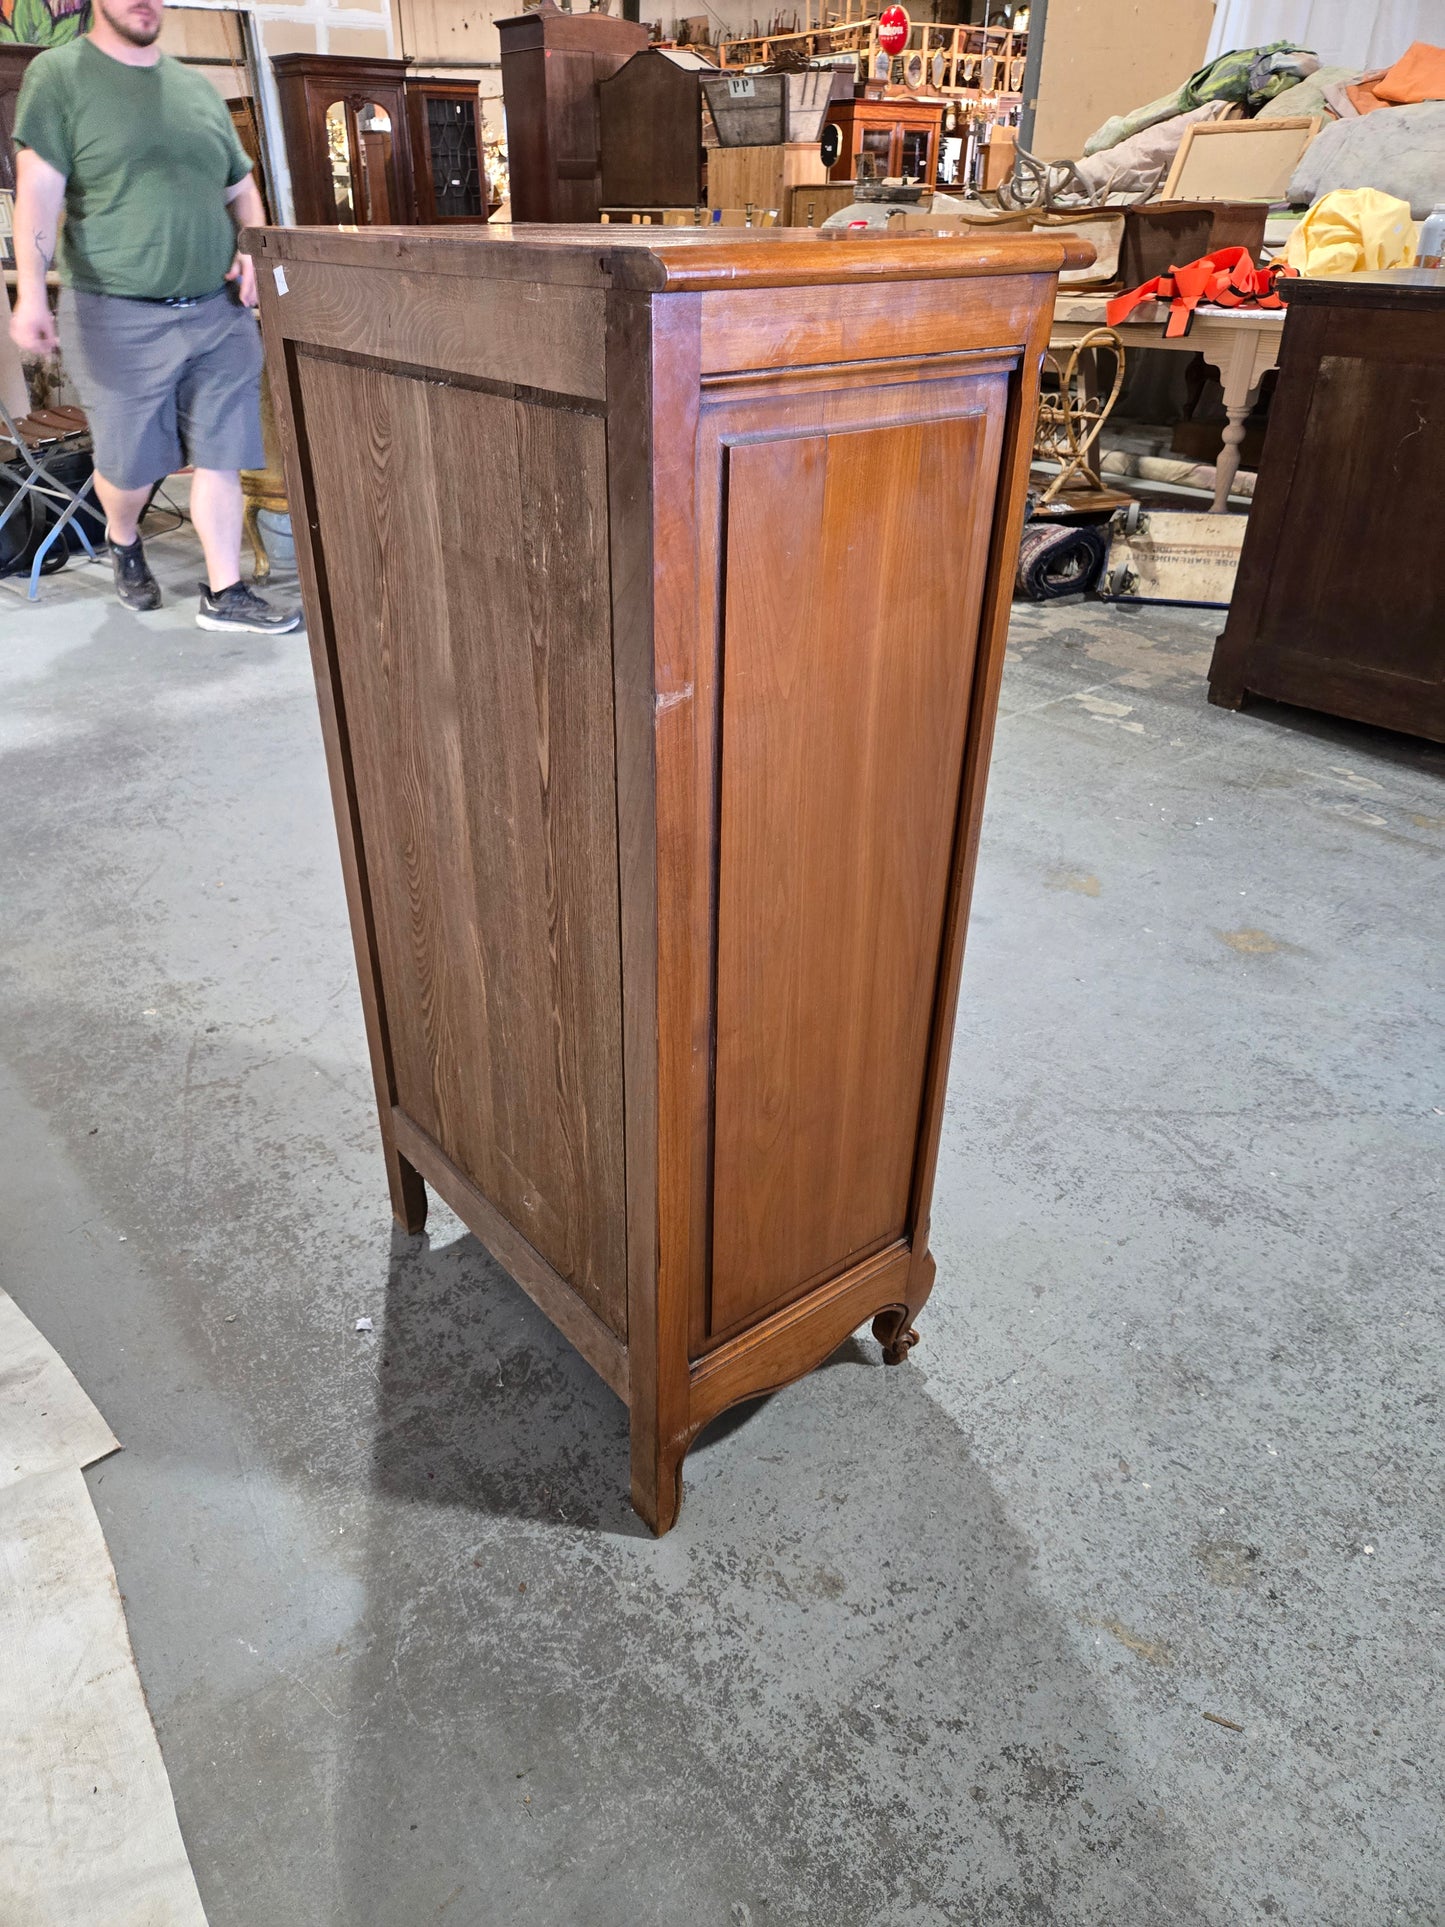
top-left (407, 78), bottom-right (489, 223)
top-left (497, 1), bottom-right (648, 222)
top-left (825, 96), bottom-right (944, 186)
top-left (0, 46), bottom-right (41, 198)
top-left (1209, 270), bottom-right (1445, 744)
top-left (272, 53), bottom-right (416, 227)
top-left (245, 221), bottom-right (1087, 1531)
top-left (599, 47), bottom-right (709, 211)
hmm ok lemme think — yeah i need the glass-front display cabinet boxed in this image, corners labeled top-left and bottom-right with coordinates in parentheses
top-left (824, 97), bottom-right (945, 188)
top-left (407, 79), bottom-right (490, 223)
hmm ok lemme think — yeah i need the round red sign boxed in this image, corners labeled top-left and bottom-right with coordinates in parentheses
top-left (877, 4), bottom-right (910, 57)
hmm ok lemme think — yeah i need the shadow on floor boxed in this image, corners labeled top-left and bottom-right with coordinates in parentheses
top-left (370, 1227), bottom-right (879, 1538)
top-left (348, 1228), bottom-right (1205, 1925)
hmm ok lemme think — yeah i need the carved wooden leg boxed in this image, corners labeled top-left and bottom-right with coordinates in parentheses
top-left (1212, 335), bottom-right (1261, 514)
top-left (872, 1248), bottom-right (937, 1364)
top-left (242, 498), bottom-right (271, 581)
top-left (872, 1308), bottom-right (921, 1364)
top-left (1213, 403), bottom-right (1250, 514)
top-left (387, 1141), bottom-right (428, 1235)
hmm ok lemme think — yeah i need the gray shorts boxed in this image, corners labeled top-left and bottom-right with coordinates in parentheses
top-left (58, 284), bottom-right (265, 491)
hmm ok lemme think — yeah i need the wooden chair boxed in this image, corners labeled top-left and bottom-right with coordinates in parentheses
top-left (240, 367), bottom-right (287, 582)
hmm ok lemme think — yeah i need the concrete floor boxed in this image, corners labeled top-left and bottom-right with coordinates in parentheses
top-left (2, 522), bottom-right (1442, 1927)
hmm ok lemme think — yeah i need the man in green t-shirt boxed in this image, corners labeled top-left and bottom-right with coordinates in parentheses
top-left (9, 0), bottom-right (299, 632)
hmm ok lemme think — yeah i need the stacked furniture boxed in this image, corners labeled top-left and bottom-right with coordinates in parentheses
top-left (498, 1), bottom-right (648, 223)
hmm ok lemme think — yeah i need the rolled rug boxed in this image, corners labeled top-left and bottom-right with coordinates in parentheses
top-left (1014, 520), bottom-right (1108, 601)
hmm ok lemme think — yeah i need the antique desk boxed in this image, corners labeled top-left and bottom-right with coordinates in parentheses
top-left (1210, 270), bottom-right (1445, 742)
top-left (246, 223), bottom-right (1088, 1531)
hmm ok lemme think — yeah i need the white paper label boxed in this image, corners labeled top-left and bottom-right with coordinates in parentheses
top-left (273, 264), bottom-right (288, 295)
top-left (727, 75), bottom-right (756, 97)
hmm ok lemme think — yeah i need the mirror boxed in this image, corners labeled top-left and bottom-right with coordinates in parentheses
top-left (323, 100), bottom-right (395, 225)
top-left (324, 100), bottom-right (354, 220)
top-left (355, 102), bottom-right (395, 224)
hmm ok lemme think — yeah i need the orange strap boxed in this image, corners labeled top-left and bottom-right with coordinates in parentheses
top-left (1106, 250), bottom-right (1297, 339)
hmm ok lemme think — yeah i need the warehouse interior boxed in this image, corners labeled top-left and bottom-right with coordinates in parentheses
top-left (1, 0), bottom-right (1442, 1922)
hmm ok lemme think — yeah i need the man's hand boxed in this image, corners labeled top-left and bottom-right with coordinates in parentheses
top-left (223, 173), bottom-right (266, 309)
top-left (9, 295), bottom-right (57, 357)
top-left (226, 250), bottom-right (259, 309)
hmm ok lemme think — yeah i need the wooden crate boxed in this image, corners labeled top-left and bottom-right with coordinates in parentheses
top-left (707, 142), bottom-right (828, 214)
top-left (248, 219), bottom-right (1088, 1533)
top-left (701, 72), bottom-right (787, 145)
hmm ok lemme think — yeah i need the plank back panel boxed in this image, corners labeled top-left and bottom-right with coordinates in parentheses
top-left (294, 347), bottom-right (628, 1333)
top-left (710, 398), bottom-right (1006, 1337)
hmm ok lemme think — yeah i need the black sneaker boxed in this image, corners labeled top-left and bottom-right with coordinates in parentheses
top-left (196, 580), bottom-right (303, 635)
top-left (110, 533), bottom-right (161, 611)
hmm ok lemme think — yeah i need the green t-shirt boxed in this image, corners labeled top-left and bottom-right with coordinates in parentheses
top-left (13, 38), bottom-right (253, 299)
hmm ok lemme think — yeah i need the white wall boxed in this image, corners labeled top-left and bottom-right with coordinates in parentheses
top-left (1031, 0), bottom-right (1217, 160)
top-left (1206, 0), bottom-right (1445, 69)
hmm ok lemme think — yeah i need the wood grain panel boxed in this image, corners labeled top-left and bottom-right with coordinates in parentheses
top-left (268, 262), bottom-right (607, 402)
top-left (295, 347), bottom-right (628, 1332)
top-left (710, 399), bottom-right (1006, 1337)
top-left (1211, 288), bottom-right (1445, 740)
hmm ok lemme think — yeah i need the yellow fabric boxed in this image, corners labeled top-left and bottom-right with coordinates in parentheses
top-left (1284, 188), bottom-right (1419, 276)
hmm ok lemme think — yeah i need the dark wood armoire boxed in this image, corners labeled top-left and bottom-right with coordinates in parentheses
top-left (497, 1), bottom-right (648, 221)
top-left (598, 47), bottom-right (708, 211)
top-left (1209, 270), bottom-right (1445, 744)
top-left (272, 53), bottom-right (416, 227)
top-left (245, 220), bottom-right (1089, 1532)
top-left (407, 77), bottom-right (490, 222)
top-left (0, 45), bottom-right (41, 197)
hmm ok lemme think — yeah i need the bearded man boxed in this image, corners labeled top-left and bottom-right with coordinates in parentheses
top-left (9, 0), bottom-right (299, 631)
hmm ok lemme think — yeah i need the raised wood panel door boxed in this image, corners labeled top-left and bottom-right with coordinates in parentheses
top-left (293, 348), bottom-right (628, 1333)
top-left (709, 390), bottom-right (1007, 1339)
top-left (1245, 346), bottom-right (1445, 680)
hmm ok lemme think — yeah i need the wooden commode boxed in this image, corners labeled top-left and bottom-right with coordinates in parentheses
top-left (245, 222), bottom-right (1089, 1532)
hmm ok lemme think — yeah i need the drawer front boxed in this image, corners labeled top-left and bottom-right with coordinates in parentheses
top-left (694, 363), bottom-right (1010, 1343)
top-left (699, 274), bottom-right (1044, 377)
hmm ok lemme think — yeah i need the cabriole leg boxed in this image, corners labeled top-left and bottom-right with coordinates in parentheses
top-left (872, 1248), bottom-right (937, 1364)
